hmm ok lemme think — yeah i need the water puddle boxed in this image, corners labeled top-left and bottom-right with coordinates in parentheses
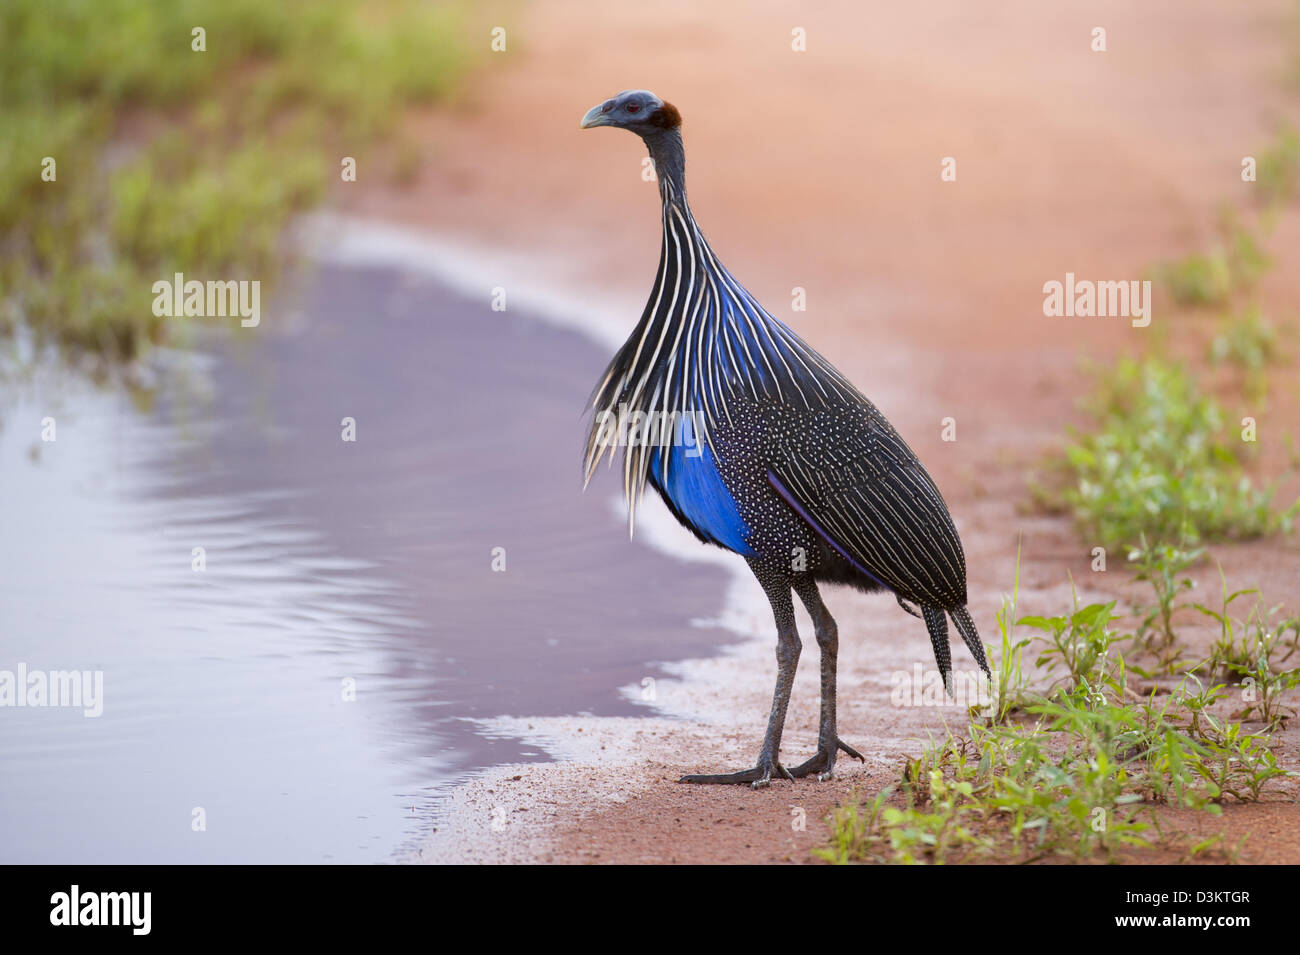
top-left (0, 262), bottom-right (731, 862)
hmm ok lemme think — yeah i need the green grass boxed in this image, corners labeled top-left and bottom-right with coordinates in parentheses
top-left (1039, 115), bottom-right (1300, 554)
top-left (1152, 250), bottom-right (1235, 309)
top-left (1254, 125), bottom-right (1300, 206)
top-left (991, 545), bottom-right (1033, 723)
top-left (1208, 305), bottom-right (1288, 404)
top-left (1151, 212), bottom-right (1270, 309)
top-left (1198, 569), bottom-right (1300, 728)
top-left (1127, 537), bottom-right (1203, 664)
top-left (817, 682), bottom-right (1268, 864)
top-left (1050, 118), bottom-right (1300, 554)
top-left (0, 0), bottom-right (472, 362)
top-left (1044, 356), bottom-right (1295, 551)
top-left (1151, 124), bottom-right (1300, 308)
top-left (818, 560), bottom-right (1298, 865)
top-left (1208, 307), bottom-right (1283, 372)
top-left (1021, 592), bottom-right (1125, 693)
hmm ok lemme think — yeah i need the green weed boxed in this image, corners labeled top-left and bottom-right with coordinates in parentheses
top-left (1127, 537), bottom-right (1204, 660)
top-left (820, 572), bottom-right (1296, 864)
top-left (990, 543), bottom-right (1032, 723)
top-left (1198, 570), bottom-right (1300, 728)
top-left (1253, 125), bottom-right (1300, 206)
top-left (1152, 215), bottom-right (1269, 307)
top-left (1020, 593), bottom-right (1125, 693)
top-left (0, 0), bottom-right (473, 363)
top-left (1047, 357), bottom-right (1295, 549)
top-left (1208, 306), bottom-right (1286, 403)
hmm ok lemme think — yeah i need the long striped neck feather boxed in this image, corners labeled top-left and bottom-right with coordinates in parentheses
top-left (584, 128), bottom-right (858, 534)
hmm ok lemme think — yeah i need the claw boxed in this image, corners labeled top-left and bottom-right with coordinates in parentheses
top-left (679, 758), bottom-right (789, 787)
top-left (788, 737), bottom-right (865, 780)
top-left (837, 738), bottom-right (865, 762)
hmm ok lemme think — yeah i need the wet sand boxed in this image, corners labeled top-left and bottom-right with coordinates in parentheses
top-left (339, 0), bottom-right (1300, 863)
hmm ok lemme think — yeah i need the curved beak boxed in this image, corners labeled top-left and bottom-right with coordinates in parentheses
top-left (580, 103), bottom-right (612, 129)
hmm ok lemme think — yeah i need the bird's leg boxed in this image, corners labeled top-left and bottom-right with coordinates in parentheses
top-left (680, 572), bottom-right (800, 788)
top-left (786, 580), bottom-right (864, 781)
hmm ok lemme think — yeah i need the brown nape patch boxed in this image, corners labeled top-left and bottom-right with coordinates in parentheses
top-left (648, 101), bottom-right (682, 129)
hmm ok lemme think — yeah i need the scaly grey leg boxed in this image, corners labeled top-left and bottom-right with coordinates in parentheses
top-left (786, 579), bottom-right (863, 781)
top-left (680, 566), bottom-right (800, 788)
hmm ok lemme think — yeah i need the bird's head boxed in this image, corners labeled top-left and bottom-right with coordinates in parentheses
top-left (580, 90), bottom-right (681, 136)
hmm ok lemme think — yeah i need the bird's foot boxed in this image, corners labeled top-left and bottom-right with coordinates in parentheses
top-left (788, 737), bottom-right (865, 781)
top-left (679, 756), bottom-right (792, 789)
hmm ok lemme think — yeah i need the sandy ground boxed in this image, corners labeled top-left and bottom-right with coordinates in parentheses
top-left (353, 0), bottom-right (1300, 863)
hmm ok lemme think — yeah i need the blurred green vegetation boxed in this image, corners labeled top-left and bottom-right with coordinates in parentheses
top-left (1151, 212), bottom-right (1270, 309)
top-left (1043, 357), bottom-right (1296, 551)
top-left (1050, 116), bottom-right (1300, 552)
top-left (1254, 125), bottom-right (1300, 206)
top-left (1149, 124), bottom-right (1300, 310)
top-left (1208, 305), bottom-right (1290, 404)
top-left (0, 0), bottom-right (471, 362)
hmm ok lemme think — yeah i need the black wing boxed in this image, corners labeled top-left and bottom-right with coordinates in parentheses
top-left (767, 402), bottom-right (967, 608)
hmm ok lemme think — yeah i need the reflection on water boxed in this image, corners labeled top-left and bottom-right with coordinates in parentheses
top-left (0, 264), bottom-right (730, 863)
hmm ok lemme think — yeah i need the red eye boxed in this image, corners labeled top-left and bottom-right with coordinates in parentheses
top-left (626, 103), bottom-right (640, 113)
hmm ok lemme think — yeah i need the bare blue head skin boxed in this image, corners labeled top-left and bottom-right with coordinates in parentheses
top-left (581, 89), bottom-right (686, 200)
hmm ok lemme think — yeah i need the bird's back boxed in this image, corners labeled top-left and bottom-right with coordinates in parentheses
top-left (752, 385), bottom-right (968, 608)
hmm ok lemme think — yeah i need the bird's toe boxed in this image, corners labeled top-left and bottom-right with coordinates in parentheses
top-left (837, 737), bottom-right (865, 762)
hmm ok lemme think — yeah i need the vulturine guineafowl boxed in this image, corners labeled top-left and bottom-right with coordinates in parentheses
top-left (581, 90), bottom-right (990, 787)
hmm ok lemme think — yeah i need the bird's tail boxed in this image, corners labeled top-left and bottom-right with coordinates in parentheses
top-left (922, 604), bottom-right (991, 699)
top-left (921, 606), bottom-right (954, 696)
top-left (949, 606), bottom-right (991, 679)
